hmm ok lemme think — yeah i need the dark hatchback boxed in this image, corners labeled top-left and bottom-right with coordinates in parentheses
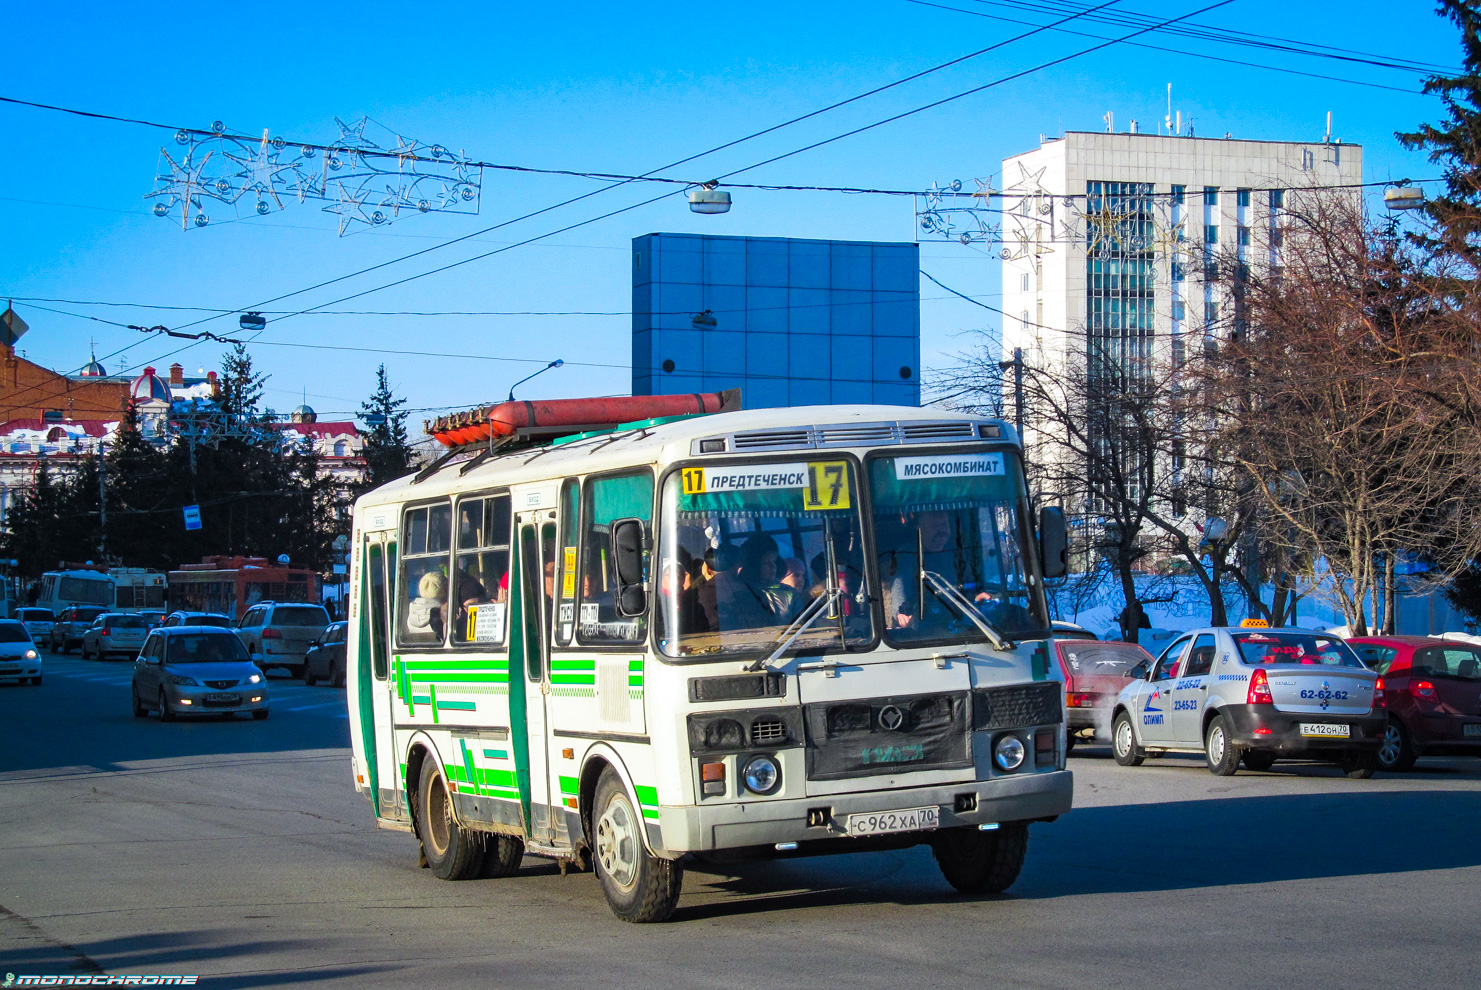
top-left (1347, 635), bottom-right (1481, 771)
top-left (304, 621), bottom-right (348, 687)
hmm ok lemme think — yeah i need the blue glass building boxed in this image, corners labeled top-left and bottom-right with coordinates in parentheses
top-left (632, 233), bottom-right (920, 408)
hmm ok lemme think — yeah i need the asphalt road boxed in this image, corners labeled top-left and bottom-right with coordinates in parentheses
top-left (3, 648), bottom-right (1479, 990)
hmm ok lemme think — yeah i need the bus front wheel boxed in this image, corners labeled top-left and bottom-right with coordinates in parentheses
top-left (931, 822), bottom-right (1028, 894)
top-left (416, 759), bottom-right (484, 881)
top-left (591, 768), bottom-right (681, 923)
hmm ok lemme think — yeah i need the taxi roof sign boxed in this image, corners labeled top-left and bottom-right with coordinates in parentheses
top-left (1239, 618), bottom-right (1270, 628)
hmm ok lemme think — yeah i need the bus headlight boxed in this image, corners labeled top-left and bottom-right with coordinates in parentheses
top-left (993, 735), bottom-right (1026, 772)
top-left (742, 755), bottom-right (780, 795)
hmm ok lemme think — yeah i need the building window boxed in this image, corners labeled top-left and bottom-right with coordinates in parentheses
top-left (1205, 299), bottom-right (1219, 323)
top-left (1237, 225), bottom-right (1251, 247)
top-left (1204, 186), bottom-right (1219, 206)
top-left (1269, 189), bottom-right (1284, 210)
top-left (1204, 224), bottom-right (1219, 245)
top-left (1172, 299), bottom-right (1185, 321)
top-left (1237, 188), bottom-right (1250, 208)
top-left (1171, 184), bottom-right (1185, 205)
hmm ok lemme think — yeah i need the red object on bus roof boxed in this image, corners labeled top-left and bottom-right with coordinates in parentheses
top-left (426, 391), bottom-right (740, 448)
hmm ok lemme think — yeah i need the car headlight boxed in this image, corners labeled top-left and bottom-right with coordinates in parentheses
top-left (248, 673), bottom-right (262, 684)
top-left (25, 649), bottom-right (38, 660)
top-left (167, 674), bottom-right (202, 687)
top-left (994, 734), bottom-right (1026, 772)
top-left (742, 755), bottom-right (780, 795)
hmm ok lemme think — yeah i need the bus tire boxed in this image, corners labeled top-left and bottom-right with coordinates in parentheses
top-left (480, 834), bottom-right (525, 878)
top-left (931, 822), bottom-right (1028, 894)
top-left (416, 758), bottom-right (485, 881)
top-left (592, 768), bottom-right (681, 923)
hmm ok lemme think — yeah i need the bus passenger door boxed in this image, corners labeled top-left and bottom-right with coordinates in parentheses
top-left (515, 513), bottom-right (560, 846)
top-left (358, 535), bottom-right (405, 821)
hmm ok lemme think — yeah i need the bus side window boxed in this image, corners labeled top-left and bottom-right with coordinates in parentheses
top-left (554, 479), bottom-right (579, 646)
top-left (577, 471), bottom-right (654, 646)
top-left (399, 502), bottom-right (452, 647)
top-left (451, 493), bottom-right (511, 647)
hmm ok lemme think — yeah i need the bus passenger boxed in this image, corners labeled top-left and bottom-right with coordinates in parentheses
top-left (406, 570), bottom-right (447, 641)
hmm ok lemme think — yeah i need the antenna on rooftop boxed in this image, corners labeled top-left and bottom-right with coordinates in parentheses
top-left (1165, 84), bottom-right (1173, 135)
top-left (1103, 110), bottom-right (1114, 133)
top-left (1325, 111), bottom-right (1333, 143)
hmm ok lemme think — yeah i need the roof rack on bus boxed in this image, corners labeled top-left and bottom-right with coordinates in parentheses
top-left (413, 389), bottom-right (742, 484)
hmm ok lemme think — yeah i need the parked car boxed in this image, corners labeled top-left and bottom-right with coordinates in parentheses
top-left (1051, 620), bottom-right (1099, 641)
top-left (160, 611), bottom-right (234, 629)
top-left (236, 602), bottom-right (330, 677)
top-left (1111, 625), bottom-right (1385, 777)
top-left (81, 612), bottom-right (150, 660)
top-left (1347, 635), bottom-right (1481, 771)
top-left (132, 627), bottom-right (269, 721)
top-left (0, 619), bottom-right (42, 685)
top-left (16, 607), bottom-right (55, 643)
top-left (49, 605), bottom-right (109, 653)
top-left (303, 621), bottom-right (348, 687)
top-left (1052, 639), bottom-right (1152, 749)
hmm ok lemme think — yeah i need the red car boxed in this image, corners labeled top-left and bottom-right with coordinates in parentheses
top-left (1346, 635), bottom-right (1481, 771)
top-left (1052, 639), bottom-right (1154, 750)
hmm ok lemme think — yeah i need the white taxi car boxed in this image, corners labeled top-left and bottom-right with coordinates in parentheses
top-left (1110, 623), bottom-right (1386, 777)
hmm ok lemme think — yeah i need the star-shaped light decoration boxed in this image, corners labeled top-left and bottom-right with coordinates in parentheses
top-left (325, 180), bottom-right (374, 235)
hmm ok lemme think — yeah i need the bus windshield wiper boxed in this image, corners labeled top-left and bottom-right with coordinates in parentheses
top-left (922, 570), bottom-right (1014, 651)
top-left (747, 588), bottom-right (842, 672)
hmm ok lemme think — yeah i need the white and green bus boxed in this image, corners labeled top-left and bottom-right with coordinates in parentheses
top-left (346, 395), bottom-right (1072, 922)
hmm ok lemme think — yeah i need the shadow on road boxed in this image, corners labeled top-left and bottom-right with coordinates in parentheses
top-left (671, 787), bottom-right (1481, 921)
top-left (0, 663), bottom-right (349, 776)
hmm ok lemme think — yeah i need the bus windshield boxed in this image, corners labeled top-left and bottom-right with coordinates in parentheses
top-left (656, 460), bottom-right (873, 658)
top-left (869, 450), bottom-right (1046, 645)
top-left (60, 576), bottom-right (113, 606)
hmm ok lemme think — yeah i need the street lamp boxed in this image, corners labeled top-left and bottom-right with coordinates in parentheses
top-left (507, 359), bottom-right (564, 401)
top-left (239, 311), bottom-right (267, 332)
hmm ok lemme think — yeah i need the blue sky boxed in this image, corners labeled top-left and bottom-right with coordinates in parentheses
top-left (0, 0), bottom-right (1459, 425)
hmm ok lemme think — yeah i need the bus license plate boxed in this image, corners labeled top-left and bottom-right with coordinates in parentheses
top-left (1463, 724), bottom-right (1481, 737)
top-left (847, 807), bottom-right (940, 837)
top-left (1300, 723), bottom-right (1349, 737)
top-left (206, 693), bottom-right (241, 703)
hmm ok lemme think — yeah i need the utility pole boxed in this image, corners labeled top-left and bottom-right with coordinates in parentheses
top-left (97, 449), bottom-right (107, 562)
top-left (998, 347), bottom-right (1025, 438)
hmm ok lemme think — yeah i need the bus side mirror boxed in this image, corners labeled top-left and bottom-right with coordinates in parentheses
top-left (612, 518), bottom-right (647, 617)
top-left (1039, 506), bottom-right (1068, 580)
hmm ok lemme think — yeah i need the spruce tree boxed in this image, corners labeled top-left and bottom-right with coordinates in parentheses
top-left (358, 364), bottom-right (414, 487)
top-left (1396, 0), bottom-right (1481, 263)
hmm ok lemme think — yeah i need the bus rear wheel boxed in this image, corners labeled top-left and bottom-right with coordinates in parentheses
top-left (931, 822), bottom-right (1028, 894)
top-left (592, 768), bottom-right (681, 923)
top-left (417, 759), bottom-right (485, 880)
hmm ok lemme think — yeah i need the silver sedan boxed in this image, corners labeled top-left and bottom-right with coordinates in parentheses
top-left (132, 628), bottom-right (270, 721)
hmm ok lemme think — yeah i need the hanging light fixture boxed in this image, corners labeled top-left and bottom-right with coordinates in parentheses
top-left (1383, 185), bottom-right (1425, 211)
top-left (688, 182), bottom-right (731, 215)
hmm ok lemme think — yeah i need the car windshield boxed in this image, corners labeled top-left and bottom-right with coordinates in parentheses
top-left (107, 616), bottom-right (147, 629)
top-left (656, 460), bottom-right (873, 658)
top-left (184, 615), bottom-right (231, 627)
top-left (1059, 642), bottom-right (1148, 675)
top-left (18, 609), bottom-right (53, 621)
top-left (869, 450), bottom-right (1047, 645)
top-left (273, 606), bottom-right (329, 626)
top-left (0, 624), bottom-right (32, 643)
top-left (1234, 632), bottom-right (1363, 667)
top-left (166, 633), bottom-right (251, 664)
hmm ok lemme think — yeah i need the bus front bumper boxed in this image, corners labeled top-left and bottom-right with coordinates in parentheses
top-left (657, 769), bottom-right (1073, 854)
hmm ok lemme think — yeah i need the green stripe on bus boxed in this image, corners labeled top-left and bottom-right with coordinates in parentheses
top-left (438, 700), bottom-right (477, 712)
top-left (549, 659), bottom-right (596, 671)
top-left (403, 672), bottom-right (509, 684)
top-left (401, 659), bottom-right (510, 670)
top-left (482, 749), bottom-right (508, 760)
top-left (428, 684), bottom-right (439, 725)
top-left (634, 785), bottom-right (658, 807)
top-left (459, 739), bottom-right (480, 797)
top-left (410, 695), bottom-right (432, 705)
top-left (628, 660), bottom-right (644, 670)
top-left (558, 775), bottom-right (579, 796)
top-left (550, 674), bottom-right (596, 685)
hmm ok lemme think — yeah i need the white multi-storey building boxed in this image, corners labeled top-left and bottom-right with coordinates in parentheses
top-left (1000, 129), bottom-right (1363, 405)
